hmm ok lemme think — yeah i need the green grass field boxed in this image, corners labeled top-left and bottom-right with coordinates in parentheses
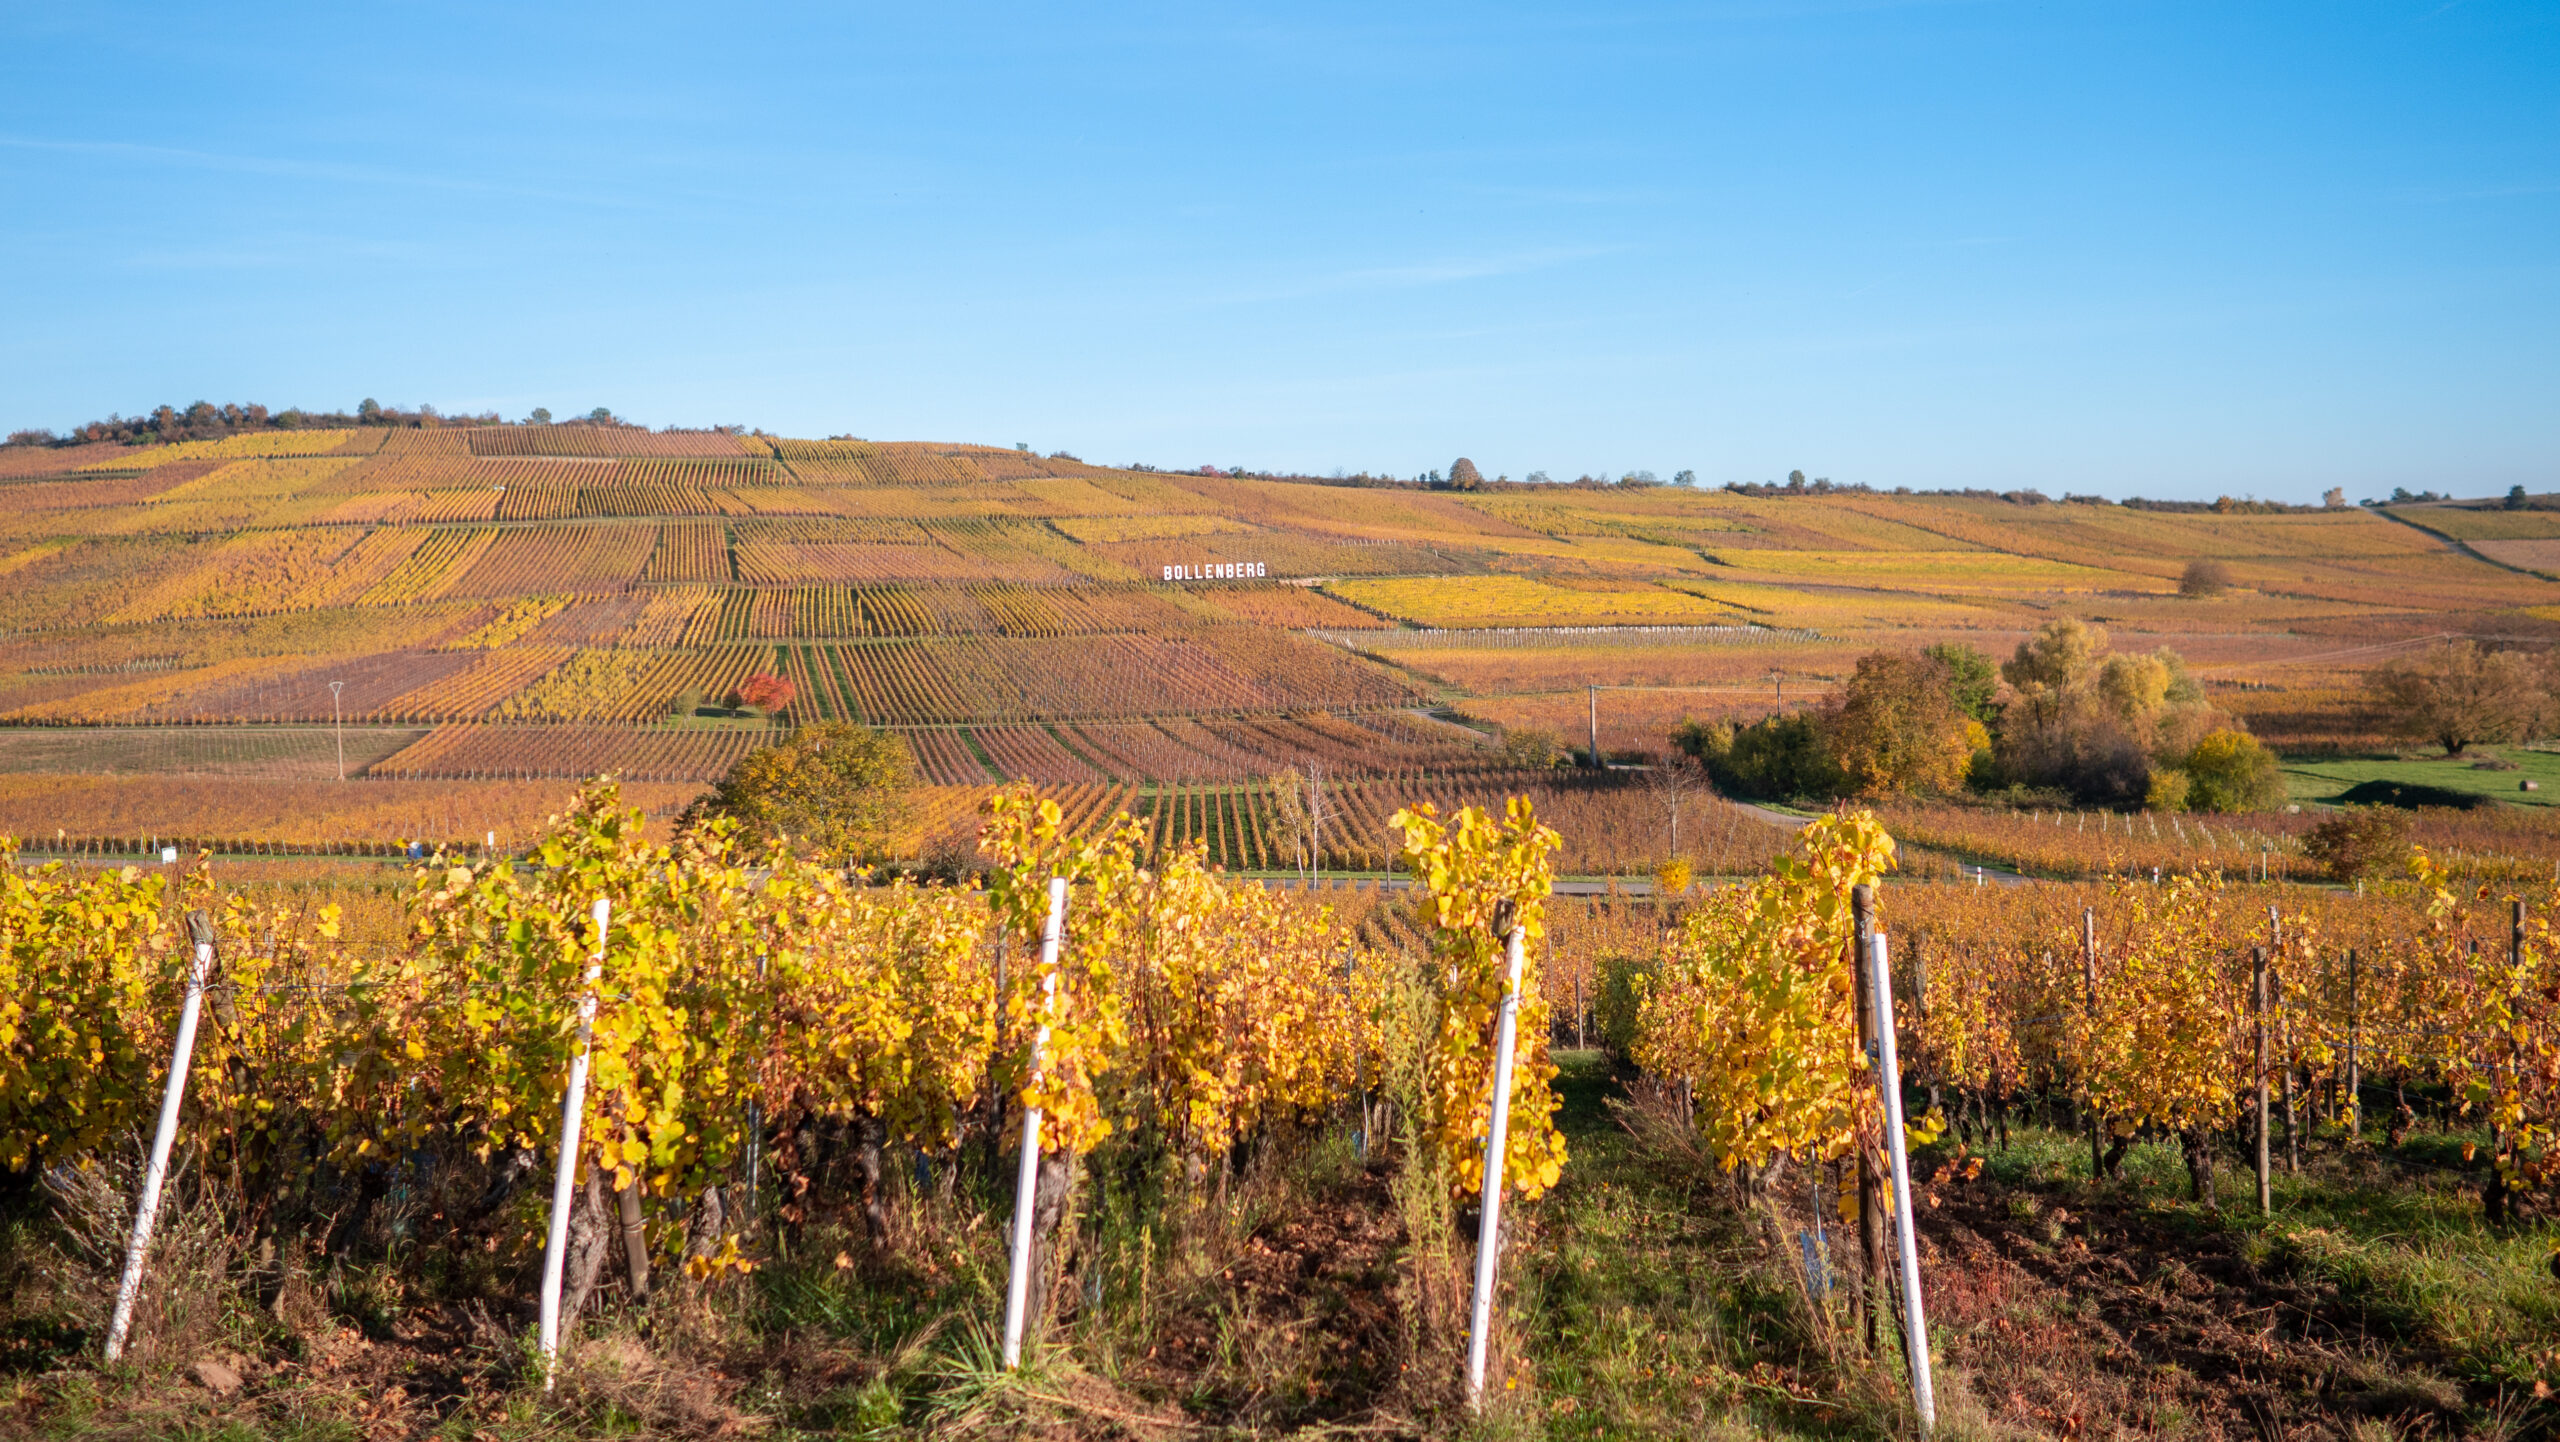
top-left (2282, 745), bottom-right (2559, 809)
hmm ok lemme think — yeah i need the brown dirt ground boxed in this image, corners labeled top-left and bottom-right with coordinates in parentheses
top-left (1916, 1174), bottom-right (2485, 1441)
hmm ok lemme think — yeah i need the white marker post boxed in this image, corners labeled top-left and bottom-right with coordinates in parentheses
top-left (1002, 877), bottom-right (1070, 1369)
top-left (1870, 932), bottom-right (1936, 1433)
top-left (103, 911), bottom-right (216, 1364)
top-left (538, 897), bottom-right (609, 1392)
top-left (1464, 922), bottom-right (1527, 1410)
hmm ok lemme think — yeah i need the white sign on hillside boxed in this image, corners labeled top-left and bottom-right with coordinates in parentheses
top-left (1162, 561), bottom-right (1268, 581)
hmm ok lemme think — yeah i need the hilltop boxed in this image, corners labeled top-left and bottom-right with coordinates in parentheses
top-left (0, 419), bottom-right (2554, 864)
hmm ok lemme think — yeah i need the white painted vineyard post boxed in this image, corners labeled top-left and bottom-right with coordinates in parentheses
top-left (1464, 922), bottom-right (1527, 1411)
top-left (1002, 877), bottom-right (1069, 1369)
top-left (102, 911), bottom-right (215, 1364)
top-left (538, 897), bottom-right (609, 1392)
top-left (1870, 933), bottom-right (1936, 1433)
top-left (744, 950), bottom-right (768, 1222)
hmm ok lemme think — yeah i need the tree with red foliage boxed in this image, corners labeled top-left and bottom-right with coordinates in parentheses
top-left (730, 672), bottom-right (796, 718)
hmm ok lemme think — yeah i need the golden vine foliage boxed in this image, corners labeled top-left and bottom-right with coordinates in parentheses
top-left (0, 851), bottom-right (170, 1172)
top-left (2072, 875), bottom-right (2246, 1137)
top-left (344, 782), bottom-right (763, 1197)
top-left (1391, 797), bottom-right (1567, 1200)
top-left (766, 859), bottom-right (992, 1152)
top-left (981, 785), bottom-right (1147, 1156)
top-left (1122, 845), bottom-right (1364, 1161)
top-left (1633, 810), bottom-right (1899, 1171)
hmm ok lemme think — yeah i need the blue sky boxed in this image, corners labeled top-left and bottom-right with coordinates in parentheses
top-left (2, 2), bottom-right (2553, 501)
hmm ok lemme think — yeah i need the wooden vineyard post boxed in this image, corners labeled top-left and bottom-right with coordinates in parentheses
top-left (538, 897), bottom-right (608, 1392)
top-left (1851, 883), bottom-right (1886, 1355)
top-left (103, 911), bottom-right (215, 1364)
top-left (1870, 932), bottom-right (1937, 1434)
top-left (2081, 909), bottom-right (2101, 1181)
top-left (1586, 685), bottom-right (1600, 770)
top-left (2344, 947), bottom-right (2361, 1143)
top-left (1464, 920), bottom-right (1529, 1411)
top-left (1002, 878), bottom-right (1069, 1369)
top-left (2253, 945), bottom-right (2271, 1216)
top-left (2486, 899), bottom-right (2525, 1225)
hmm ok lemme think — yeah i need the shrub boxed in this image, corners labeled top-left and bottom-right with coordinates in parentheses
top-left (2302, 806), bottom-right (2410, 882)
top-left (2145, 767), bottom-right (2191, 812)
top-left (2179, 559), bottom-right (2234, 597)
top-left (1673, 712), bottom-right (1845, 802)
top-left (1655, 859), bottom-right (1692, 895)
top-left (1501, 725), bottom-right (1560, 770)
top-left (2182, 730), bottom-right (2286, 812)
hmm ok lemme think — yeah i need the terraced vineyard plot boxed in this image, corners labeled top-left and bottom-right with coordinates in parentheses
top-left (2396, 504), bottom-right (2560, 542)
top-left (902, 726), bottom-right (992, 784)
top-left (361, 528), bottom-right (496, 604)
top-left (970, 723), bottom-right (1108, 783)
top-left (372, 723), bottom-right (765, 781)
top-left (77, 429), bottom-right (357, 470)
top-left (524, 594), bottom-right (645, 645)
top-left (1326, 574), bottom-right (1742, 628)
top-left (0, 724), bottom-right (426, 779)
top-left (1196, 582), bottom-right (1390, 629)
top-left (1097, 529), bottom-right (1475, 581)
top-left (439, 523), bottom-right (656, 597)
top-left (311, 489), bottom-right (501, 525)
top-left (0, 772), bottom-right (707, 850)
top-left (467, 424), bottom-right (747, 458)
top-left (1058, 721), bottom-right (1241, 781)
top-left (646, 521), bottom-right (731, 581)
top-left (109, 529), bottom-right (371, 623)
top-left (0, 440), bottom-right (130, 476)
top-left (1707, 547), bottom-right (2154, 593)
top-left (622, 586), bottom-right (719, 644)
top-left (0, 470), bottom-right (210, 512)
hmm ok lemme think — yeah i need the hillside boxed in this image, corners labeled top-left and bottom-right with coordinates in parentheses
top-left (0, 423), bottom-right (2551, 865)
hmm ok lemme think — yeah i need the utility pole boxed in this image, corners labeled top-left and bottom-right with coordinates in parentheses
top-left (329, 681), bottom-right (346, 781)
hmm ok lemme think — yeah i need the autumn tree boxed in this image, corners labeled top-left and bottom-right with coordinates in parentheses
top-left (1448, 457), bottom-right (1484, 491)
top-left (1817, 650), bottom-right (1984, 796)
top-left (696, 721), bottom-right (912, 860)
top-left (729, 672), bottom-right (795, 717)
top-left (1992, 618), bottom-right (2228, 806)
top-left (1922, 640), bottom-right (1999, 725)
top-left (2367, 641), bottom-right (2545, 756)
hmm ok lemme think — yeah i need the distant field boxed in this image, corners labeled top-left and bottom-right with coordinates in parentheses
top-left (0, 424), bottom-right (2551, 857)
top-left (2469, 538), bottom-right (2560, 576)
top-left (2395, 504), bottom-right (2560, 542)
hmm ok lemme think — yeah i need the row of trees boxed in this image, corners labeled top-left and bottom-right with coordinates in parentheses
top-left (3, 400), bottom-right (647, 450)
top-left (1673, 621), bottom-right (2287, 811)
